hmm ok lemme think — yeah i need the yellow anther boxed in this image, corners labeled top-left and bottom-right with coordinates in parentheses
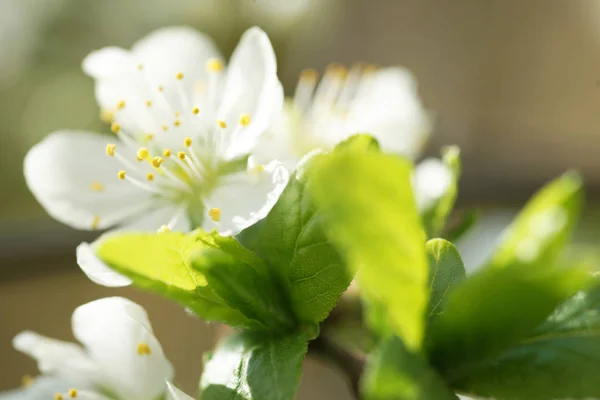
top-left (163, 149), bottom-right (171, 157)
top-left (68, 388), bottom-right (78, 398)
top-left (174, 120), bottom-right (181, 127)
top-left (145, 100), bottom-right (152, 107)
top-left (118, 170), bottom-right (126, 180)
top-left (111, 122), bottom-right (121, 134)
top-left (177, 151), bottom-right (186, 160)
top-left (146, 173), bottom-right (154, 181)
top-left (206, 58), bottom-right (224, 72)
top-left (100, 109), bottom-right (114, 124)
top-left (208, 207), bottom-right (221, 222)
top-left (158, 85), bottom-right (164, 92)
top-left (91, 216), bottom-right (100, 230)
top-left (239, 113), bottom-right (251, 126)
top-left (90, 182), bottom-right (104, 192)
top-left (145, 133), bottom-right (154, 140)
top-left (161, 125), bottom-right (168, 132)
top-left (136, 148), bottom-right (149, 160)
top-left (137, 343), bottom-right (152, 355)
top-left (106, 143), bottom-right (116, 157)
top-left (157, 225), bottom-right (171, 234)
top-left (54, 394), bottom-right (63, 400)
top-left (175, 72), bottom-right (184, 80)
top-left (152, 157), bottom-right (164, 168)
top-left (184, 137), bottom-right (192, 147)
top-left (192, 107), bottom-right (200, 115)
top-left (217, 120), bottom-right (227, 129)
top-left (253, 164), bottom-right (265, 173)
top-left (175, 111), bottom-right (181, 117)
top-left (137, 64), bottom-right (143, 70)
top-left (300, 68), bottom-right (319, 82)
top-left (116, 100), bottom-right (126, 110)
top-left (363, 64), bottom-right (378, 74)
top-left (326, 63), bottom-right (347, 78)
top-left (21, 375), bottom-right (34, 388)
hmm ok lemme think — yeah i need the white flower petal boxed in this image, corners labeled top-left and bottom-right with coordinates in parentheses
top-left (203, 160), bottom-right (289, 234)
top-left (72, 297), bottom-right (174, 400)
top-left (413, 158), bottom-right (453, 212)
top-left (252, 101), bottom-right (305, 171)
top-left (218, 26), bottom-right (283, 160)
top-left (12, 331), bottom-right (99, 386)
top-left (82, 47), bottom-right (135, 79)
top-left (0, 377), bottom-right (75, 400)
top-left (165, 382), bottom-right (195, 400)
top-left (76, 242), bottom-right (133, 287)
top-left (24, 131), bottom-right (151, 230)
top-left (346, 67), bottom-right (432, 158)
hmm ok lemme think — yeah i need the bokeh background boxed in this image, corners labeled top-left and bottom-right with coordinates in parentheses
top-left (1, 0), bottom-right (600, 398)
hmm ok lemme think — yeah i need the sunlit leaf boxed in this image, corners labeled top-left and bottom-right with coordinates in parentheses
top-left (426, 239), bottom-right (466, 318)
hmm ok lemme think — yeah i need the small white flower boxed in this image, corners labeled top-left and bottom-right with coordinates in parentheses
top-left (9, 297), bottom-right (173, 400)
top-left (413, 157), bottom-right (453, 212)
top-left (24, 25), bottom-right (287, 237)
top-left (253, 64), bottom-right (432, 171)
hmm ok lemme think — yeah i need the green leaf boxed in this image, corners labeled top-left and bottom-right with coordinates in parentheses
top-left (426, 239), bottom-right (466, 318)
top-left (487, 171), bottom-right (583, 269)
top-left (309, 146), bottom-right (429, 350)
top-left (237, 159), bottom-right (351, 325)
top-left (422, 146), bottom-right (461, 237)
top-left (97, 231), bottom-right (257, 329)
top-left (200, 331), bottom-right (309, 400)
top-left (362, 336), bottom-right (458, 400)
top-left (427, 263), bottom-right (593, 379)
top-left (454, 283), bottom-right (600, 399)
top-left (192, 246), bottom-right (295, 333)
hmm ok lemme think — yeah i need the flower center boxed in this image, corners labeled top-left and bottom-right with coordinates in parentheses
top-left (94, 59), bottom-right (256, 231)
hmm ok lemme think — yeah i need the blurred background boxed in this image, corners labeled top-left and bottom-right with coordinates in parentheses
top-left (1, 0), bottom-right (600, 398)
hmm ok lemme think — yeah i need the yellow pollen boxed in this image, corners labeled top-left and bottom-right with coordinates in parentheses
top-left (145, 133), bottom-right (154, 140)
top-left (137, 64), bottom-right (143, 70)
top-left (111, 122), bottom-right (121, 134)
top-left (175, 72), bottom-right (184, 80)
top-left (184, 137), bottom-right (192, 147)
top-left (54, 394), bottom-right (63, 400)
top-left (326, 63), bottom-right (348, 78)
top-left (116, 100), bottom-right (126, 110)
top-left (106, 143), bottom-right (116, 157)
top-left (175, 111), bottom-right (181, 117)
top-left (163, 149), bottom-right (171, 157)
top-left (239, 113), bottom-right (251, 126)
top-left (152, 157), bottom-right (164, 168)
top-left (217, 120), bottom-right (227, 129)
top-left (137, 147), bottom-right (149, 160)
top-left (158, 85), bottom-right (164, 92)
top-left (118, 170), bottom-right (126, 180)
top-left (68, 388), bottom-right (78, 398)
top-left (157, 225), bottom-right (171, 233)
top-left (208, 207), bottom-right (221, 222)
top-left (161, 125), bottom-right (168, 131)
top-left (100, 109), bottom-right (114, 124)
top-left (300, 68), bottom-right (319, 82)
top-left (253, 164), bottom-right (265, 173)
top-left (174, 120), bottom-right (181, 127)
top-left (177, 151), bottom-right (186, 160)
top-left (21, 375), bottom-right (34, 388)
top-left (146, 173), bottom-right (154, 181)
top-left (192, 107), bottom-right (200, 115)
top-left (145, 100), bottom-right (152, 107)
top-left (206, 58), bottom-right (223, 72)
top-left (91, 215), bottom-right (100, 230)
top-left (137, 343), bottom-right (152, 355)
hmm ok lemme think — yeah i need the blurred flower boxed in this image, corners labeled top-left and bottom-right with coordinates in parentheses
top-left (254, 64), bottom-right (432, 171)
top-left (3, 297), bottom-right (173, 400)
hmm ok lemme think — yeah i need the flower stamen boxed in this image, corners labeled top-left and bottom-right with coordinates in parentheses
top-left (137, 342), bottom-right (152, 355)
top-left (206, 58), bottom-right (223, 73)
top-left (68, 388), bottom-right (78, 398)
top-left (208, 207), bottom-right (221, 222)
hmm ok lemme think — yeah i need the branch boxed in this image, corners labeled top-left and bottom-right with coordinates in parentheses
top-left (308, 334), bottom-right (366, 398)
